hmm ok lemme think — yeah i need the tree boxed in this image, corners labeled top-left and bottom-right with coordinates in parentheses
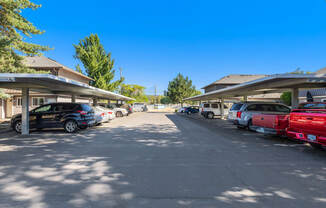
top-left (167, 73), bottom-right (200, 106)
top-left (0, 0), bottom-right (50, 73)
top-left (280, 91), bottom-right (292, 106)
top-left (160, 96), bottom-right (172, 104)
top-left (121, 84), bottom-right (148, 103)
top-left (74, 34), bottom-right (124, 91)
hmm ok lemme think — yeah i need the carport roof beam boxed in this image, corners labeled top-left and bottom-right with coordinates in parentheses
top-left (0, 73), bottom-right (134, 101)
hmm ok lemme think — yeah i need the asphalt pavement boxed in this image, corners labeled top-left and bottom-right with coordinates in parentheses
top-left (0, 112), bottom-right (325, 208)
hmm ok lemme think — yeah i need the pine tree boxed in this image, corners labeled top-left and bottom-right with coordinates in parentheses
top-left (167, 73), bottom-right (200, 106)
top-left (74, 34), bottom-right (124, 91)
top-left (0, 0), bottom-right (50, 73)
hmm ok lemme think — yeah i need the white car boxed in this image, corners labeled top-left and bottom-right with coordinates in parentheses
top-left (95, 106), bottom-right (116, 121)
top-left (107, 105), bottom-right (128, 117)
top-left (133, 103), bottom-right (146, 112)
top-left (94, 107), bottom-right (109, 124)
top-left (200, 102), bottom-right (229, 119)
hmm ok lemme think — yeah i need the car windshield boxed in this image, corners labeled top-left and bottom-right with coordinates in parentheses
top-left (231, 103), bottom-right (243, 111)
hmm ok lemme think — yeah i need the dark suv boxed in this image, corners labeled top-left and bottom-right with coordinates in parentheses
top-left (11, 103), bottom-right (95, 133)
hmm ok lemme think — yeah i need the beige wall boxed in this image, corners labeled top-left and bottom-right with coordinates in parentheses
top-left (58, 70), bottom-right (90, 84)
top-left (0, 99), bottom-right (3, 119)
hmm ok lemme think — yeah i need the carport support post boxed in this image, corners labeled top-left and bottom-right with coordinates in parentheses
top-left (291, 88), bottom-right (299, 108)
top-left (220, 98), bottom-right (225, 119)
top-left (93, 98), bottom-right (98, 106)
top-left (21, 88), bottom-right (29, 135)
top-left (71, 94), bottom-right (76, 103)
top-left (243, 95), bottom-right (248, 102)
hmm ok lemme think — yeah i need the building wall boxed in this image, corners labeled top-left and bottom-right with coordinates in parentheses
top-left (0, 99), bottom-right (3, 119)
top-left (58, 70), bottom-right (90, 84)
top-left (57, 96), bottom-right (90, 104)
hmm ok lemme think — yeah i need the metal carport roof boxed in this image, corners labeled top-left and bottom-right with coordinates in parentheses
top-left (185, 74), bottom-right (326, 101)
top-left (0, 73), bottom-right (133, 101)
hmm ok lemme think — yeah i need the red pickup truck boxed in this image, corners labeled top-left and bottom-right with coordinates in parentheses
top-left (253, 113), bottom-right (290, 136)
top-left (287, 104), bottom-right (326, 148)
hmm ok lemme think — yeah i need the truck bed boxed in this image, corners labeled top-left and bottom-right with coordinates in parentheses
top-left (252, 113), bottom-right (289, 135)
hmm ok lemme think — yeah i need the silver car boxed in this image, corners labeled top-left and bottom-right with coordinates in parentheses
top-left (228, 102), bottom-right (291, 129)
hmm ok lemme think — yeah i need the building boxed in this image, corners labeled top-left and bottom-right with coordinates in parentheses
top-left (0, 56), bottom-right (93, 119)
top-left (202, 74), bottom-right (282, 102)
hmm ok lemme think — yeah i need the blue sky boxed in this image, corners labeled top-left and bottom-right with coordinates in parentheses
top-left (24, 0), bottom-right (326, 94)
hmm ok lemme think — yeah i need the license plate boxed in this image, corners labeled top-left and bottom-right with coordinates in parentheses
top-left (307, 134), bottom-right (316, 141)
top-left (257, 128), bottom-right (265, 133)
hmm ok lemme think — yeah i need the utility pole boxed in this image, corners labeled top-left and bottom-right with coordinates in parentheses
top-left (154, 85), bottom-right (157, 104)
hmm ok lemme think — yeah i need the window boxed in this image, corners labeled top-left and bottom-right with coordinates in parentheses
top-left (274, 105), bottom-right (291, 113)
top-left (231, 103), bottom-right (243, 111)
top-left (16, 97), bottom-right (22, 106)
top-left (246, 104), bottom-right (257, 111)
top-left (299, 103), bottom-right (326, 109)
top-left (203, 104), bottom-right (210, 108)
top-left (34, 104), bottom-right (51, 113)
top-left (211, 104), bottom-right (219, 108)
top-left (32, 97), bottom-right (45, 106)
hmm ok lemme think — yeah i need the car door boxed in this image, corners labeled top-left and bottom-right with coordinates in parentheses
top-left (32, 104), bottom-right (53, 128)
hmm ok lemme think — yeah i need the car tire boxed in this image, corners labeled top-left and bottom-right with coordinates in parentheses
top-left (237, 125), bottom-right (246, 129)
top-left (247, 119), bottom-right (254, 131)
top-left (207, 112), bottom-right (214, 119)
top-left (116, 111), bottom-right (123, 117)
top-left (310, 143), bottom-right (323, 150)
top-left (13, 120), bottom-right (22, 133)
top-left (64, 120), bottom-right (78, 133)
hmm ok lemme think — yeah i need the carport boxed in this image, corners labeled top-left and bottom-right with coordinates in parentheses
top-left (185, 73), bottom-right (326, 117)
top-left (0, 73), bottom-right (133, 135)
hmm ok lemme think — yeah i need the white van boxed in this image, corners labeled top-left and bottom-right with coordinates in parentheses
top-left (200, 102), bottom-right (228, 119)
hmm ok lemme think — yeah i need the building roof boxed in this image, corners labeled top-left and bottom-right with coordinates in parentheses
top-left (316, 67), bottom-right (326, 75)
top-left (23, 56), bottom-right (93, 81)
top-left (202, 74), bottom-right (267, 89)
top-left (186, 73), bottom-right (326, 101)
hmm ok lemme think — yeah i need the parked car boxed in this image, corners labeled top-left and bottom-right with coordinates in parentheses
top-left (229, 102), bottom-right (291, 130)
top-left (107, 104), bottom-right (129, 117)
top-left (178, 107), bottom-right (186, 113)
top-left (252, 107), bottom-right (291, 136)
top-left (94, 106), bottom-right (114, 124)
top-left (11, 103), bottom-right (95, 133)
top-left (227, 102), bottom-right (245, 124)
top-left (133, 103), bottom-right (146, 112)
top-left (200, 102), bottom-right (228, 119)
top-left (184, 106), bottom-right (199, 114)
top-left (287, 102), bottom-right (326, 148)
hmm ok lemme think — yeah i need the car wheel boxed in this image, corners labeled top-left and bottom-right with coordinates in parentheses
top-left (64, 120), bottom-right (78, 133)
top-left (310, 143), bottom-right (323, 150)
top-left (207, 112), bottom-right (214, 119)
top-left (187, 111), bottom-right (191, 115)
top-left (247, 119), bottom-right (254, 131)
top-left (13, 120), bottom-right (22, 133)
top-left (116, 111), bottom-right (123, 117)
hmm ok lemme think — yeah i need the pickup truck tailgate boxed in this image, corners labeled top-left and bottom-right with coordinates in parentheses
top-left (253, 114), bottom-right (278, 128)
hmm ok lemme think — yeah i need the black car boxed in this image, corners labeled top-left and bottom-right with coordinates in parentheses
top-left (11, 103), bottom-right (95, 133)
top-left (184, 106), bottom-right (200, 114)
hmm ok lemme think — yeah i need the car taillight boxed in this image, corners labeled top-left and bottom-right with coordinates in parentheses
top-left (237, 111), bottom-right (242, 118)
top-left (101, 113), bottom-right (105, 117)
top-left (108, 112), bottom-right (112, 114)
top-left (77, 110), bottom-right (87, 115)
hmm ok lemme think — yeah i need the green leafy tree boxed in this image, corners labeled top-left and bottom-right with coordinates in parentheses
top-left (121, 84), bottom-right (148, 103)
top-left (160, 96), bottom-right (172, 104)
top-left (280, 91), bottom-right (292, 106)
top-left (74, 34), bottom-right (124, 91)
top-left (0, 0), bottom-right (50, 73)
top-left (167, 73), bottom-right (200, 106)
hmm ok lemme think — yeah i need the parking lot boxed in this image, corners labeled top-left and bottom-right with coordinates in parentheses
top-left (0, 112), bottom-right (325, 208)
